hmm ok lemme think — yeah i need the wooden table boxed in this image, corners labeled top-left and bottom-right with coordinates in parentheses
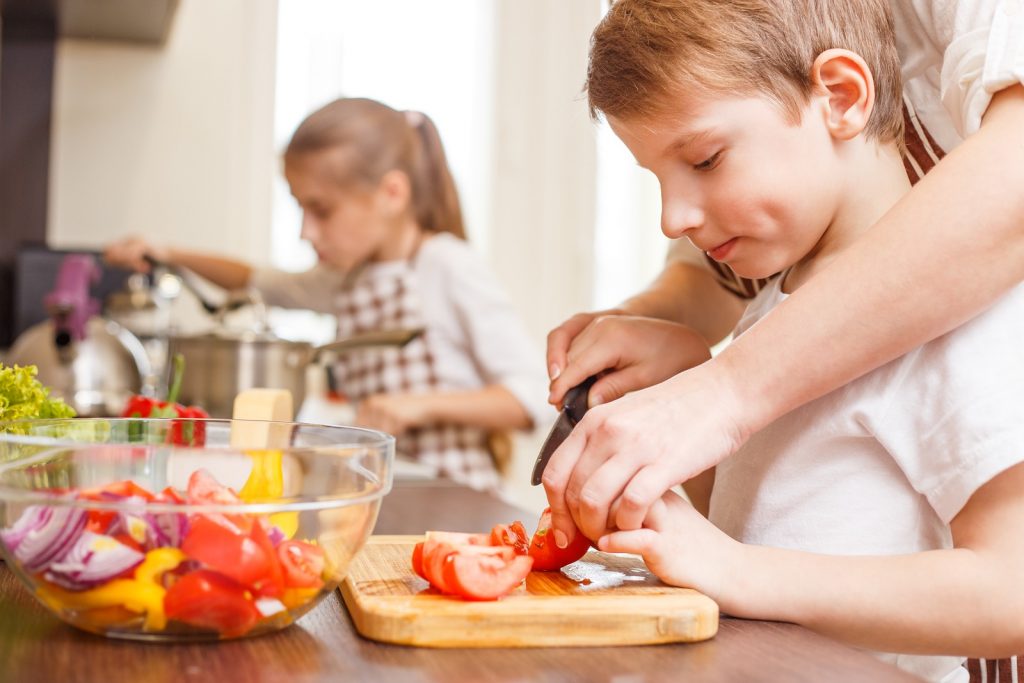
top-left (0, 480), bottom-right (923, 683)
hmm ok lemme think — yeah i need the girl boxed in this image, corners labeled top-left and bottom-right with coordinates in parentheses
top-left (106, 97), bottom-right (550, 491)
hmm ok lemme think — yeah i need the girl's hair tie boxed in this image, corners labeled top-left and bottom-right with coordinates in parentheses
top-left (404, 110), bottom-right (425, 128)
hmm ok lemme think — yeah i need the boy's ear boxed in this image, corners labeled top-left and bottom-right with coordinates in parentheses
top-left (811, 49), bottom-right (875, 140)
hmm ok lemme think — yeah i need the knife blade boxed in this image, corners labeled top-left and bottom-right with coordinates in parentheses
top-left (530, 375), bottom-right (598, 486)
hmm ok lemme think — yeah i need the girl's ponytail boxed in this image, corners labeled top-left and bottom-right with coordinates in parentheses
top-left (405, 112), bottom-right (465, 239)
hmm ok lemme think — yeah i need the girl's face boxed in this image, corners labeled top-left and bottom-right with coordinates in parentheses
top-left (608, 93), bottom-right (845, 280)
top-left (284, 149), bottom-right (405, 272)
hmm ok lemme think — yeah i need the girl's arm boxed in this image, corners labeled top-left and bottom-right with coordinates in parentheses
top-left (602, 461), bottom-right (1024, 657)
top-left (104, 236), bottom-right (252, 291)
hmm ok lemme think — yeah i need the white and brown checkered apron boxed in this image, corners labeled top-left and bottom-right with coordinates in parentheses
top-left (329, 253), bottom-right (500, 491)
top-left (704, 95), bottom-right (947, 298)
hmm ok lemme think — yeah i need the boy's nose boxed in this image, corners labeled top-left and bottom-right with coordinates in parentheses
top-left (299, 214), bottom-right (318, 242)
top-left (661, 198), bottom-right (704, 239)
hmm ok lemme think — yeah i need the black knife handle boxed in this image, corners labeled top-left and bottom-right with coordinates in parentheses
top-left (564, 375), bottom-right (598, 425)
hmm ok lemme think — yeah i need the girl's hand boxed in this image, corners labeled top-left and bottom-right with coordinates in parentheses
top-left (355, 393), bottom-right (432, 436)
top-left (103, 236), bottom-right (166, 272)
top-left (541, 360), bottom-right (748, 545)
top-left (598, 491), bottom-right (739, 601)
top-left (547, 316), bottom-right (712, 408)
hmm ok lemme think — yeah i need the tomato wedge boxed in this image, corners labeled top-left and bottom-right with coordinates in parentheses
top-left (528, 507), bottom-right (591, 572)
top-left (181, 516), bottom-right (278, 593)
top-left (164, 569), bottom-right (261, 638)
top-left (443, 552), bottom-right (533, 601)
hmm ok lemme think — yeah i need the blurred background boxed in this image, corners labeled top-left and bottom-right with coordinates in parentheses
top-left (0, 0), bottom-right (671, 502)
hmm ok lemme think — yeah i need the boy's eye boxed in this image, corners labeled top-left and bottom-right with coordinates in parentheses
top-left (693, 151), bottom-right (722, 171)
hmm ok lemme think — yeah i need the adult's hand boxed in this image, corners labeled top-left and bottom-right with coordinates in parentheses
top-left (547, 315), bottom-right (712, 408)
top-left (545, 308), bottom-right (626, 395)
top-left (541, 359), bottom-right (747, 545)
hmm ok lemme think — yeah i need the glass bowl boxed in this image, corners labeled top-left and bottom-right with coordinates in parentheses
top-left (0, 418), bottom-right (393, 641)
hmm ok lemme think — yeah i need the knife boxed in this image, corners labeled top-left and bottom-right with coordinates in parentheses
top-left (530, 375), bottom-right (598, 486)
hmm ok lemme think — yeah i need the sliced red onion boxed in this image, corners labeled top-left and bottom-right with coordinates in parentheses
top-left (0, 505), bottom-right (52, 553)
top-left (44, 531), bottom-right (144, 591)
top-left (3, 505), bottom-right (88, 573)
top-left (266, 525), bottom-right (286, 547)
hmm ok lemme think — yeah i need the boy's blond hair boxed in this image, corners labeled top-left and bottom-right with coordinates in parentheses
top-left (586, 0), bottom-right (903, 144)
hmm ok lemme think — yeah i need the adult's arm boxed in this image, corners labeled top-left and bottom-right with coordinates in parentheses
top-left (544, 84), bottom-right (1024, 543)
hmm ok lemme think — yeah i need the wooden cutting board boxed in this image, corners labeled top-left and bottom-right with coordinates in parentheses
top-left (339, 535), bottom-right (719, 648)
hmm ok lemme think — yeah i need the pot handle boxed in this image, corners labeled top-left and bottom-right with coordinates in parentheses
top-left (310, 328), bottom-right (424, 363)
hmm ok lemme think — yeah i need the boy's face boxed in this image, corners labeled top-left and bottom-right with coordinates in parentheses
top-left (609, 92), bottom-right (845, 279)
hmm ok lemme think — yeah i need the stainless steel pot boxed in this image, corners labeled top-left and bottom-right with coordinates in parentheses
top-left (168, 328), bottom-right (422, 418)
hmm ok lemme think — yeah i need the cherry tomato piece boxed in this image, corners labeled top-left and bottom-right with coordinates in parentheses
top-left (490, 521), bottom-right (530, 555)
top-left (277, 540), bottom-right (326, 589)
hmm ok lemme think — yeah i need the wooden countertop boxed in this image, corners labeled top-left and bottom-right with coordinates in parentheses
top-left (0, 479), bottom-right (923, 683)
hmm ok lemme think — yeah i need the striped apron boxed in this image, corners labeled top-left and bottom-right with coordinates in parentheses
top-left (329, 249), bottom-right (500, 492)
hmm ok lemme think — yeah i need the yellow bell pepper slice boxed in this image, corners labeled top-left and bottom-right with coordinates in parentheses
top-left (240, 450), bottom-right (298, 539)
top-left (36, 547), bottom-right (187, 631)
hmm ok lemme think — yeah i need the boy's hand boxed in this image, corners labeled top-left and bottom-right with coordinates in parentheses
top-left (547, 315), bottom-right (712, 407)
top-left (356, 393), bottom-right (431, 436)
top-left (541, 360), bottom-right (747, 545)
top-left (598, 491), bottom-right (738, 601)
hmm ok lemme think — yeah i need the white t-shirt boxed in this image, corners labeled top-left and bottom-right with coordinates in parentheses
top-left (249, 233), bottom-right (552, 432)
top-left (709, 277), bottom-right (1024, 683)
top-left (668, 0), bottom-right (1024, 267)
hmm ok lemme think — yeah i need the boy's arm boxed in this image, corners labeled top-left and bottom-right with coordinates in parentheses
top-left (605, 462), bottom-right (1024, 657)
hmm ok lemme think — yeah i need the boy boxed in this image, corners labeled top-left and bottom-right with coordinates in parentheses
top-left (585, 1), bottom-right (1024, 681)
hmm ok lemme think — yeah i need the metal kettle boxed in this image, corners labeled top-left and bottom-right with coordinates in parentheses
top-left (6, 254), bottom-right (151, 417)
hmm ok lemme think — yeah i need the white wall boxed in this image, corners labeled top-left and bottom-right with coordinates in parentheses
top-left (47, 0), bottom-right (279, 266)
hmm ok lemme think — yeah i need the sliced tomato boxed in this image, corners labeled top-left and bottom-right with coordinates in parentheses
top-left (181, 516), bottom-right (277, 592)
top-left (277, 540), bottom-right (325, 589)
top-left (421, 540), bottom-right (459, 593)
top-left (490, 521), bottom-right (530, 555)
top-left (442, 552), bottom-right (533, 601)
top-left (422, 542), bottom-right (514, 594)
top-left (411, 542), bottom-right (427, 581)
top-left (528, 507), bottom-right (592, 572)
top-left (164, 569), bottom-right (261, 638)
